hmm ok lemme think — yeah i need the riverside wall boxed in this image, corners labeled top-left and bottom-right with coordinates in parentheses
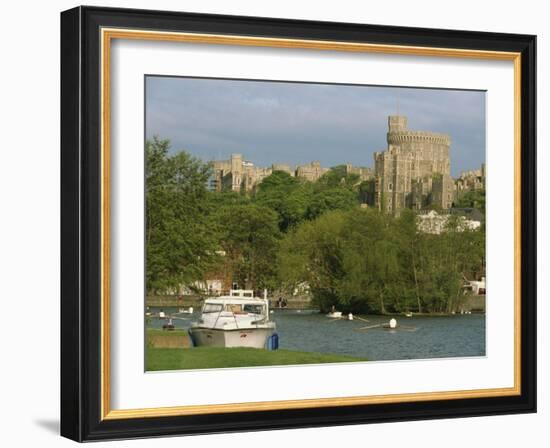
top-left (146, 294), bottom-right (315, 310)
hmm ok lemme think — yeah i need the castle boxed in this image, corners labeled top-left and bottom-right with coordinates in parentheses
top-left (373, 115), bottom-right (454, 213)
top-left (455, 164), bottom-right (486, 199)
top-left (209, 115), bottom-right (484, 214)
top-left (210, 155), bottom-right (371, 192)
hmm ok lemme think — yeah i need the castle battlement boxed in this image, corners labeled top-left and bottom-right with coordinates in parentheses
top-left (387, 131), bottom-right (451, 146)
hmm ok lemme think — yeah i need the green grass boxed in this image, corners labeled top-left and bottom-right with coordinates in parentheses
top-left (146, 346), bottom-right (367, 371)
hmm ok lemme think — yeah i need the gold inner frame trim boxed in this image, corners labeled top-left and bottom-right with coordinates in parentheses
top-left (100, 27), bottom-right (522, 421)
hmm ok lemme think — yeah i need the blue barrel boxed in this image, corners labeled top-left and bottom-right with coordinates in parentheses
top-left (187, 329), bottom-right (195, 347)
top-left (267, 333), bottom-right (279, 350)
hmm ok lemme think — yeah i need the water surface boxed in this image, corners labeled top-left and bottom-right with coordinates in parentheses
top-left (146, 308), bottom-right (485, 361)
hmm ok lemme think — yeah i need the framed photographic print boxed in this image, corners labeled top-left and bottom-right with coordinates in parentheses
top-left (60, 6), bottom-right (536, 441)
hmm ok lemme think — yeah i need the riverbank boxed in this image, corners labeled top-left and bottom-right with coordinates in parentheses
top-left (146, 346), bottom-right (366, 371)
top-left (146, 295), bottom-right (315, 310)
top-left (146, 293), bottom-right (484, 313)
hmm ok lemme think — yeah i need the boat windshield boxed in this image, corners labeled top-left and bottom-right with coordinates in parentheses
top-left (220, 303), bottom-right (265, 315)
top-left (243, 304), bottom-right (264, 315)
top-left (202, 303), bottom-right (223, 313)
top-left (221, 304), bottom-right (242, 314)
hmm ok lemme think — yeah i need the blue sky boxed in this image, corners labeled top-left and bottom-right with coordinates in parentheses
top-left (145, 76), bottom-right (485, 177)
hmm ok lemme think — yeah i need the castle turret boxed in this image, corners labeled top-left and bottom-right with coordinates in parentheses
top-left (374, 115), bottom-right (452, 214)
top-left (388, 115), bottom-right (408, 133)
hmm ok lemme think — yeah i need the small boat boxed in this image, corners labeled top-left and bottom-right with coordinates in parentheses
top-left (162, 318), bottom-right (176, 331)
top-left (178, 307), bottom-right (194, 314)
top-left (188, 290), bottom-right (277, 349)
top-left (327, 311), bottom-right (342, 319)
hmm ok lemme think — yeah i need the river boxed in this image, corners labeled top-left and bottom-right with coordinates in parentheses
top-left (146, 308), bottom-right (485, 361)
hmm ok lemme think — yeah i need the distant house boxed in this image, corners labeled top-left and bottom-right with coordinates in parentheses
top-left (464, 277), bottom-right (486, 295)
top-left (417, 210), bottom-right (481, 235)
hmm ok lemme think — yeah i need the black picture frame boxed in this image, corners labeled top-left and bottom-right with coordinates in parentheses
top-left (61, 5), bottom-right (536, 442)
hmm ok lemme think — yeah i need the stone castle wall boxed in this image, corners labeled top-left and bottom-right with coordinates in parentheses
top-left (374, 116), bottom-right (452, 214)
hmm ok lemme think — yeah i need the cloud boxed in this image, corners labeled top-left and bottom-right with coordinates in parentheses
top-left (145, 76), bottom-right (485, 176)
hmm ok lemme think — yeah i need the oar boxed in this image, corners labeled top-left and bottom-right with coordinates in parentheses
top-left (356, 324), bottom-right (383, 331)
top-left (397, 325), bottom-right (418, 331)
top-left (327, 318), bottom-right (344, 323)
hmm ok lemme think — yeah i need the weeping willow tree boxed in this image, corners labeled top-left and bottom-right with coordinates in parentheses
top-left (278, 208), bottom-right (485, 314)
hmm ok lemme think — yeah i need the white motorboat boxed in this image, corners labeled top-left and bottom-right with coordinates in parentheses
top-left (188, 290), bottom-right (278, 349)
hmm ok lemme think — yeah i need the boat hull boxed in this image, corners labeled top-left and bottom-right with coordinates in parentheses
top-left (189, 327), bottom-right (275, 349)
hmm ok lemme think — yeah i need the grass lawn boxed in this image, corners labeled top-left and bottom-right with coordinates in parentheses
top-left (146, 346), bottom-right (367, 371)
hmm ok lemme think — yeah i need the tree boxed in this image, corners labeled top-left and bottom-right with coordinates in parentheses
top-left (145, 137), bottom-right (220, 294)
top-left (306, 187), bottom-right (359, 220)
top-left (391, 209), bottom-right (423, 312)
top-left (318, 165), bottom-right (360, 189)
top-left (278, 210), bottom-right (347, 311)
top-left (255, 171), bottom-right (305, 231)
top-left (454, 189), bottom-right (486, 211)
top-left (213, 203), bottom-right (281, 291)
top-left (207, 190), bottom-right (251, 209)
top-left (279, 206), bottom-right (486, 314)
top-left (255, 168), bottom-right (362, 231)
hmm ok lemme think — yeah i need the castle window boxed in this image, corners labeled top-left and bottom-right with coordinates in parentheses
top-left (388, 183), bottom-right (393, 191)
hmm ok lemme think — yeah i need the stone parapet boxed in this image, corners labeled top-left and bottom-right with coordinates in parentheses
top-left (387, 131), bottom-right (451, 146)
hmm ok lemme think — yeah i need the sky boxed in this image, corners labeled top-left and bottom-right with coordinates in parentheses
top-left (145, 76), bottom-right (486, 178)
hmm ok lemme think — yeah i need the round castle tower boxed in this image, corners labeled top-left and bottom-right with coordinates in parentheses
top-left (374, 116), bottom-right (453, 214)
top-left (386, 115), bottom-right (451, 177)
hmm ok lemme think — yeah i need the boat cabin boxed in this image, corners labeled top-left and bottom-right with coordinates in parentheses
top-left (199, 290), bottom-right (270, 324)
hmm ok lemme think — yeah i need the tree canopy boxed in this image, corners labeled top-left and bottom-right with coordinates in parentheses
top-left (145, 136), bottom-right (219, 293)
top-left (454, 189), bottom-right (486, 211)
top-left (278, 208), bottom-right (485, 313)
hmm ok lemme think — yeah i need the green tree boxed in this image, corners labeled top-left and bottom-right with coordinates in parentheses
top-left (278, 210), bottom-right (347, 311)
top-left (454, 189), bottom-right (486, 211)
top-left (278, 206), bottom-right (486, 314)
top-left (207, 190), bottom-right (252, 209)
top-left (334, 209), bottom-right (382, 312)
top-left (255, 171), bottom-right (304, 231)
top-left (213, 203), bottom-right (281, 290)
top-left (391, 209), bottom-right (423, 312)
top-left (306, 187), bottom-right (359, 220)
top-left (145, 137), bottom-right (220, 294)
top-left (318, 165), bottom-right (360, 189)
